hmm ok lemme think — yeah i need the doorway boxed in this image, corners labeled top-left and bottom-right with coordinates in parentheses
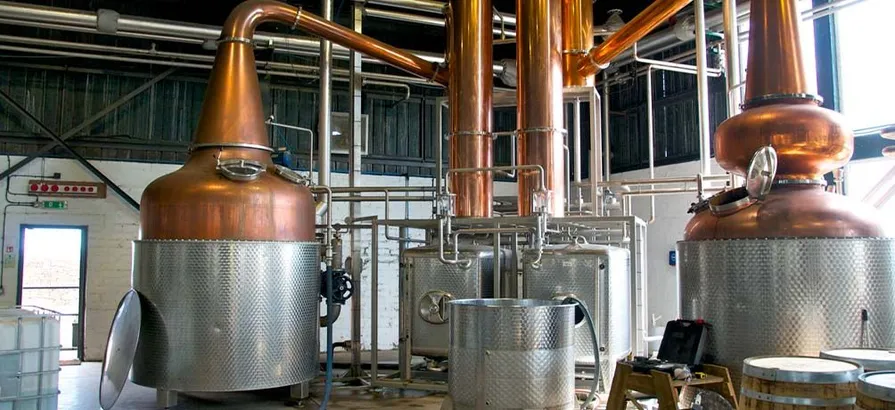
top-left (16, 225), bottom-right (87, 362)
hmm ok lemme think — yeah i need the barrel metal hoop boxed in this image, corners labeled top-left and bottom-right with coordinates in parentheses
top-left (821, 350), bottom-right (895, 373)
top-left (741, 389), bottom-right (856, 407)
top-left (743, 356), bottom-right (863, 384)
top-left (858, 371), bottom-right (895, 402)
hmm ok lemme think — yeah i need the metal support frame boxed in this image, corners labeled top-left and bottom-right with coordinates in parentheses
top-left (0, 67), bottom-right (177, 182)
top-left (694, 0), bottom-right (713, 176)
top-left (346, 0), bottom-right (364, 380)
top-left (0, 89), bottom-right (141, 211)
top-left (369, 214), bottom-right (649, 391)
top-left (632, 43), bottom-right (725, 223)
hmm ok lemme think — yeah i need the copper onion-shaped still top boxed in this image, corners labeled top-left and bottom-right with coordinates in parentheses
top-left (714, 100), bottom-right (854, 181)
top-left (683, 184), bottom-right (888, 241)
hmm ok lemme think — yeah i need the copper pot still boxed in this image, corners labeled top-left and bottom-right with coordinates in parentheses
top-left (139, 0), bottom-right (451, 240)
top-left (685, 0), bottom-right (888, 240)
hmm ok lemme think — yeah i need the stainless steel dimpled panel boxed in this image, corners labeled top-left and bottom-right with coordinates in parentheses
top-left (449, 300), bottom-right (575, 410)
top-left (678, 238), bottom-right (895, 387)
top-left (404, 246), bottom-right (496, 357)
top-left (131, 240), bottom-right (320, 392)
top-left (522, 245), bottom-right (632, 373)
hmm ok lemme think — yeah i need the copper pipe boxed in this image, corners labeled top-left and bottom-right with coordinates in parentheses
top-left (743, 0), bottom-right (813, 104)
top-left (221, 0), bottom-right (448, 84)
top-left (296, 6), bottom-right (449, 85)
top-left (577, 0), bottom-right (692, 77)
top-left (448, 0), bottom-right (493, 217)
top-left (517, 0), bottom-right (565, 217)
top-left (562, 0), bottom-right (594, 87)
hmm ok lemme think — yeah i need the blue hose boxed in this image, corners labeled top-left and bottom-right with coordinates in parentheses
top-left (563, 296), bottom-right (601, 410)
top-left (320, 267), bottom-right (334, 409)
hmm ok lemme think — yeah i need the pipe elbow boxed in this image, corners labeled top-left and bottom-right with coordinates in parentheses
top-left (320, 303), bottom-right (342, 327)
top-left (221, 0), bottom-right (300, 40)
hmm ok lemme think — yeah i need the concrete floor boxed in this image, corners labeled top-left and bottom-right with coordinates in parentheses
top-left (61, 363), bottom-right (446, 409)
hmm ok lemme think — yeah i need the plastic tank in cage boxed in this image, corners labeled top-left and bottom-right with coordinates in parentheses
top-left (0, 308), bottom-right (60, 410)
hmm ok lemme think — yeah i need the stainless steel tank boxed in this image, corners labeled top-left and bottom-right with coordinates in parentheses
top-left (130, 240), bottom-right (320, 391)
top-left (678, 238), bottom-right (895, 386)
top-left (522, 243), bottom-right (631, 379)
top-left (448, 299), bottom-right (576, 409)
top-left (402, 245), bottom-right (504, 358)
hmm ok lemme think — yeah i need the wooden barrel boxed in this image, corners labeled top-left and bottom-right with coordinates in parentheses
top-left (857, 371), bottom-right (895, 410)
top-left (822, 349), bottom-right (895, 372)
top-left (740, 356), bottom-right (863, 409)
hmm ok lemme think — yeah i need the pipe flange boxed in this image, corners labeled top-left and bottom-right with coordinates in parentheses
top-left (217, 36), bottom-right (254, 46)
top-left (217, 159), bottom-right (266, 182)
top-left (773, 178), bottom-right (827, 186)
top-left (190, 142), bottom-right (275, 153)
top-left (743, 93), bottom-right (823, 108)
top-left (274, 165), bottom-right (310, 186)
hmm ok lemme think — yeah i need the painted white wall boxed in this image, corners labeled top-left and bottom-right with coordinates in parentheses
top-left (607, 160), bottom-right (727, 336)
top-left (0, 155), bottom-right (513, 360)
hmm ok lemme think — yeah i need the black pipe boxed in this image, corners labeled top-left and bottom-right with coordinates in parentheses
top-left (0, 90), bottom-right (140, 211)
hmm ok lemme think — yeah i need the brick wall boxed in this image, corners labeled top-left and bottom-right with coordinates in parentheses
top-left (0, 155), bottom-right (517, 361)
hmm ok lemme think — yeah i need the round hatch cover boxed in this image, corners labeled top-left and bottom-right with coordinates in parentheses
top-left (99, 289), bottom-right (142, 410)
top-left (418, 290), bottom-right (454, 324)
top-left (745, 145), bottom-right (778, 200)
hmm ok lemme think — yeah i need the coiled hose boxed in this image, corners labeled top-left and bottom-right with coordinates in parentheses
top-left (563, 296), bottom-right (601, 410)
top-left (321, 267), bottom-right (334, 408)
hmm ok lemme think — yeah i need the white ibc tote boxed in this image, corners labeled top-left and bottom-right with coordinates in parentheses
top-left (0, 307), bottom-right (61, 410)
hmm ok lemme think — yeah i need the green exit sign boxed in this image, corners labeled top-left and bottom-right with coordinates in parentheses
top-left (41, 200), bottom-right (67, 210)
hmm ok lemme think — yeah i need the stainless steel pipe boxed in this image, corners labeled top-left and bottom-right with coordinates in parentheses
top-left (318, 0), bottom-right (334, 187)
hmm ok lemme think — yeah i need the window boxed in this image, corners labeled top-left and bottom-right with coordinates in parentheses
top-left (845, 160), bottom-right (895, 232)
top-left (836, 0), bottom-right (895, 130)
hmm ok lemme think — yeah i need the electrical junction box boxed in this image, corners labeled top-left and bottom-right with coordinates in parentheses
top-left (27, 180), bottom-right (106, 199)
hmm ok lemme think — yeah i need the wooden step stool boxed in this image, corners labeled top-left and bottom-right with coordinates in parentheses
top-left (605, 362), bottom-right (738, 410)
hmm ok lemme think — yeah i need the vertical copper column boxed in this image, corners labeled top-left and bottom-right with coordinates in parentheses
top-left (562, 0), bottom-right (594, 87)
top-left (743, 0), bottom-right (812, 101)
top-left (448, 0), bottom-right (493, 217)
top-left (517, 0), bottom-right (565, 216)
top-left (713, 0), bottom-right (853, 182)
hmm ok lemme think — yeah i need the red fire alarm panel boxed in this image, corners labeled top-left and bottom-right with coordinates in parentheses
top-left (27, 180), bottom-right (107, 199)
